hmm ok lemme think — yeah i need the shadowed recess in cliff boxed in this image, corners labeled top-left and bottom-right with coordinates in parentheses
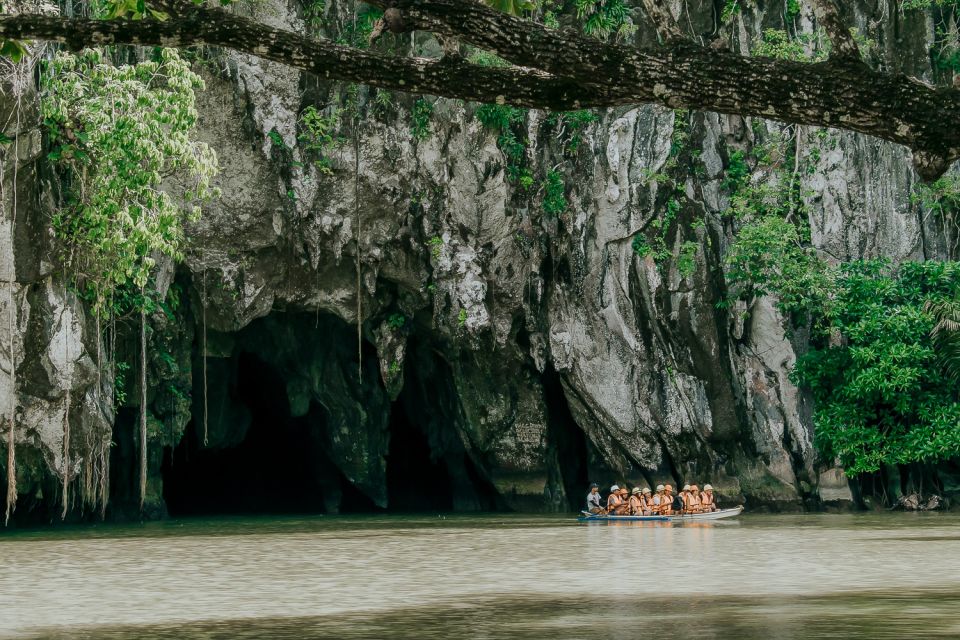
top-left (542, 366), bottom-right (590, 511)
top-left (161, 352), bottom-right (350, 515)
top-left (160, 311), bottom-right (514, 516)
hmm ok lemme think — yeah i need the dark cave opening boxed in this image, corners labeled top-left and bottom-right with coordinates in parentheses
top-left (157, 310), bottom-right (599, 517)
top-left (160, 315), bottom-right (500, 516)
top-left (384, 399), bottom-right (454, 512)
top-left (162, 351), bottom-right (336, 516)
top-left (543, 367), bottom-right (591, 511)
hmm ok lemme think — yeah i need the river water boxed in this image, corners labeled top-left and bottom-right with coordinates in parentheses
top-left (2, 512), bottom-right (959, 639)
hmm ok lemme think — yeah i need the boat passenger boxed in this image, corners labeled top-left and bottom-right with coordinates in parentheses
top-left (661, 484), bottom-right (675, 515)
top-left (640, 487), bottom-right (655, 515)
top-left (653, 484), bottom-right (665, 513)
top-left (680, 484), bottom-right (692, 513)
top-left (616, 487), bottom-right (631, 514)
top-left (628, 487), bottom-right (644, 515)
top-left (701, 484), bottom-right (717, 512)
top-left (670, 484), bottom-right (685, 513)
top-left (606, 485), bottom-right (624, 514)
top-left (586, 483), bottom-right (603, 513)
top-left (687, 484), bottom-right (703, 513)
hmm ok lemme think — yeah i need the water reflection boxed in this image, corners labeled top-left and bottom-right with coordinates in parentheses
top-left (3, 513), bottom-right (959, 639)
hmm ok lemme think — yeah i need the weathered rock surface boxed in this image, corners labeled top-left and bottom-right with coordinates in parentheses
top-left (2, 0), bottom-right (958, 521)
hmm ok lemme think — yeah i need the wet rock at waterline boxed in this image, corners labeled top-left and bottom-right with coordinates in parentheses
top-left (2, 0), bottom-right (959, 522)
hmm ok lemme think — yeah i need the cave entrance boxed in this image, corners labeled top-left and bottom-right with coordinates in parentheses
top-left (162, 351), bottom-right (373, 516)
top-left (543, 366), bottom-right (591, 511)
top-left (384, 399), bottom-right (454, 512)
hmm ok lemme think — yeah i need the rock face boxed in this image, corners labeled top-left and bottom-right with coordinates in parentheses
top-left (1, 1), bottom-right (957, 522)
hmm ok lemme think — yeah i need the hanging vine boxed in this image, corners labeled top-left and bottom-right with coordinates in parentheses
top-left (138, 299), bottom-right (147, 511)
top-left (61, 302), bottom-right (72, 519)
top-left (201, 250), bottom-right (208, 446)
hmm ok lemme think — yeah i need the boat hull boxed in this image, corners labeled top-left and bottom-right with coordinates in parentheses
top-left (578, 512), bottom-right (670, 522)
top-left (577, 506), bottom-right (743, 523)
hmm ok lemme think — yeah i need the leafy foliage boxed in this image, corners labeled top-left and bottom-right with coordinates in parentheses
top-left (726, 214), bottom-right (829, 314)
top-left (574, 0), bottom-right (633, 40)
top-left (476, 103), bottom-right (530, 183)
top-left (541, 169), bottom-right (567, 215)
top-left (298, 105), bottom-right (342, 174)
top-left (41, 48), bottom-right (218, 312)
top-left (0, 40), bottom-right (28, 63)
top-left (724, 122), bottom-right (960, 475)
top-left (545, 109), bottom-right (598, 155)
top-left (410, 98), bottom-right (434, 141)
top-left (789, 261), bottom-right (960, 474)
top-left (927, 293), bottom-right (960, 381)
top-left (753, 29), bottom-right (827, 62)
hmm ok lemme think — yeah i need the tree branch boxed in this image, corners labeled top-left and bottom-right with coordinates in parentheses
top-left (1, 5), bottom-right (958, 179)
top-left (810, 0), bottom-right (859, 60)
top-left (0, 11), bottom-right (609, 108)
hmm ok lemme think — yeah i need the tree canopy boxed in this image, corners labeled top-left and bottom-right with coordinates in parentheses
top-left (0, 0), bottom-right (958, 179)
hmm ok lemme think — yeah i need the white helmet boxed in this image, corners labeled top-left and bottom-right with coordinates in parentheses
top-left (655, 484), bottom-right (665, 491)
top-left (704, 484), bottom-right (714, 491)
top-left (610, 485), bottom-right (620, 492)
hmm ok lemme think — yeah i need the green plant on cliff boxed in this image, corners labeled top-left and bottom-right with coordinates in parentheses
top-left (410, 98), bottom-right (434, 141)
top-left (631, 111), bottom-right (707, 277)
top-left (541, 169), bottom-right (568, 216)
top-left (476, 103), bottom-right (530, 184)
top-left (298, 105), bottom-right (343, 174)
top-left (723, 121), bottom-right (960, 475)
top-left (41, 48), bottom-right (219, 313)
top-left (545, 109), bottom-right (598, 155)
top-left (574, 0), bottom-right (633, 40)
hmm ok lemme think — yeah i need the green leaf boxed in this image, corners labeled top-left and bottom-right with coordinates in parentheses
top-left (0, 40), bottom-right (28, 63)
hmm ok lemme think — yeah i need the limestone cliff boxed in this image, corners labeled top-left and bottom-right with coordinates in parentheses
top-left (1, 0), bottom-right (957, 522)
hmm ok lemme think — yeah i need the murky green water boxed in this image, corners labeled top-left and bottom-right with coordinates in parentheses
top-left (2, 512), bottom-right (960, 639)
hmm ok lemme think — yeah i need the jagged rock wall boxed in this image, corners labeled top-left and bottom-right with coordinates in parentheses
top-left (2, 0), bottom-right (957, 521)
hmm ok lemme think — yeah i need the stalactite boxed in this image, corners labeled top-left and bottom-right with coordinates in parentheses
top-left (139, 297), bottom-right (147, 512)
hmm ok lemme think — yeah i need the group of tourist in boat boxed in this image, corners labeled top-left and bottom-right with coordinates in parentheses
top-left (586, 482), bottom-right (719, 516)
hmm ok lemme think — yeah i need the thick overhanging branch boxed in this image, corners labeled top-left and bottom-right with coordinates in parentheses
top-left (0, 12), bottom-right (610, 108)
top-left (1, 3), bottom-right (959, 179)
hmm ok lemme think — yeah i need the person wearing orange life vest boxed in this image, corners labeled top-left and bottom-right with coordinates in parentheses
top-left (680, 484), bottom-right (693, 513)
top-left (652, 484), bottom-right (666, 514)
top-left (606, 485), bottom-right (624, 514)
top-left (616, 487), bottom-right (631, 514)
top-left (687, 484), bottom-right (703, 513)
top-left (660, 484), bottom-right (675, 515)
top-left (640, 487), bottom-right (655, 515)
top-left (700, 484), bottom-right (718, 512)
top-left (628, 487), bottom-right (644, 515)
